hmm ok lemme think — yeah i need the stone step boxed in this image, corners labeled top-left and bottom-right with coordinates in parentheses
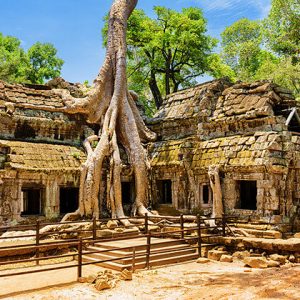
top-left (84, 246), bottom-right (195, 265)
top-left (86, 243), bottom-right (191, 258)
top-left (93, 238), bottom-right (186, 252)
top-left (82, 252), bottom-right (199, 271)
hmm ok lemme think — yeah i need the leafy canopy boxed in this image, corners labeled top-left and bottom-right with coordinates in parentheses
top-left (220, 0), bottom-right (300, 99)
top-left (104, 6), bottom-right (218, 110)
top-left (263, 0), bottom-right (300, 59)
top-left (0, 33), bottom-right (64, 84)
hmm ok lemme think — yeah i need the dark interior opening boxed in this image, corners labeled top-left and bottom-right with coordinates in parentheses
top-left (202, 185), bottom-right (210, 204)
top-left (238, 181), bottom-right (257, 210)
top-left (157, 180), bottom-right (172, 204)
top-left (288, 116), bottom-right (300, 133)
top-left (22, 188), bottom-right (42, 215)
top-left (60, 187), bottom-right (79, 214)
top-left (121, 182), bottom-right (134, 204)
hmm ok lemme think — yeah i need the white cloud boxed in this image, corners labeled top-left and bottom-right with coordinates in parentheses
top-left (184, 0), bottom-right (271, 19)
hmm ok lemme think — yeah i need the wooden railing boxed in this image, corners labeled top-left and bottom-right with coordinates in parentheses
top-left (0, 214), bottom-right (231, 281)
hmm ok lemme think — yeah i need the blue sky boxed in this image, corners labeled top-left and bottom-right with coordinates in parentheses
top-left (0, 0), bottom-right (271, 83)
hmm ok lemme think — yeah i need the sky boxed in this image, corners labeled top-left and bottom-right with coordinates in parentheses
top-left (0, 0), bottom-right (271, 84)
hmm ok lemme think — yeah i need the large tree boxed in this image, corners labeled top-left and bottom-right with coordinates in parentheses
top-left (0, 33), bottom-right (63, 84)
top-left (59, 0), bottom-right (156, 222)
top-left (103, 6), bottom-right (217, 109)
top-left (220, 18), bottom-right (262, 81)
top-left (263, 0), bottom-right (300, 60)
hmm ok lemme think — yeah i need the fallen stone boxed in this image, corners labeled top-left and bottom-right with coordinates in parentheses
top-left (220, 255), bottom-right (233, 263)
top-left (244, 257), bottom-right (268, 268)
top-left (294, 233), bottom-right (300, 238)
top-left (107, 220), bottom-right (118, 229)
top-left (96, 229), bottom-right (114, 238)
top-left (232, 251), bottom-right (250, 260)
top-left (269, 254), bottom-right (287, 265)
top-left (289, 254), bottom-right (296, 263)
top-left (95, 279), bottom-right (111, 291)
top-left (78, 277), bottom-right (87, 283)
top-left (196, 257), bottom-right (210, 264)
top-left (86, 275), bottom-right (97, 284)
top-left (267, 260), bottom-right (280, 268)
top-left (236, 242), bottom-right (245, 251)
top-left (208, 250), bottom-right (228, 261)
top-left (119, 269), bottom-right (132, 281)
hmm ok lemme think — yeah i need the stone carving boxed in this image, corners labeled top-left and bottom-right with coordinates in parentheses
top-left (208, 165), bottom-right (223, 219)
top-left (0, 199), bottom-right (12, 221)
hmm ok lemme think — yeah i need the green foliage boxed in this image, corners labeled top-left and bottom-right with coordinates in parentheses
top-left (0, 33), bottom-right (28, 83)
top-left (220, 0), bottom-right (300, 98)
top-left (104, 6), bottom-right (217, 111)
top-left (255, 56), bottom-right (300, 99)
top-left (221, 18), bottom-right (262, 81)
top-left (27, 42), bottom-right (64, 84)
top-left (0, 33), bottom-right (64, 84)
top-left (263, 0), bottom-right (300, 59)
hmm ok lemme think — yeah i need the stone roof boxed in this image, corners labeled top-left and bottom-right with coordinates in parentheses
top-left (0, 80), bottom-right (64, 109)
top-left (0, 140), bottom-right (86, 171)
top-left (212, 82), bottom-right (298, 121)
top-left (150, 131), bottom-right (291, 170)
top-left (192, 132), bottom-right (288, 169)
top-left (153, 79), bottom-right (231, 120)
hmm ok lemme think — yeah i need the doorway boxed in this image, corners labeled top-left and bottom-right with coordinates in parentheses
top-left (157, 180), bottom-right (172, 204)
top-left (60, 187), bottom-right (79, 214)
top-left (237, 181), bottom-right (257, 210)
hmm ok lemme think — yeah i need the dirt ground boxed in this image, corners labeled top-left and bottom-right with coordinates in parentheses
top-left (2, 260), bottom-right (300, 300)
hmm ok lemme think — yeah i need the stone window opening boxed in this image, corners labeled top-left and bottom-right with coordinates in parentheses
top-left (285, 107), bottom-right (300, 133)
top-left (157, 180), bottom-right (172, 204)
top-left (60, 187), bottom-right (79, 214)
top-left (21, 188), bottom-right (44, 215)
top-left (236, 180), bottom-right (257, 210)
top-left (200, 184), bottom-right (212, 206)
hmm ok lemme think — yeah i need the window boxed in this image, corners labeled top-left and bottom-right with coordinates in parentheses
top-left (22, 188), bottom-right (43, 215)
top-left (60, 187), bottom-right (79, 214)
top-left (201, 184), bottom-right (211, 205)
top-left (157, 180), bottom-right (172, 204)
top-left (236, 181), bottom-right (257, 210)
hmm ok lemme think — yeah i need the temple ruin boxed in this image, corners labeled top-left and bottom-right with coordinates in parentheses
top-left (1, 78), bottom-right (300, 231)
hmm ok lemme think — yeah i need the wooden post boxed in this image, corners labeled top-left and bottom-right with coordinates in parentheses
top-left (132, 247), bottom-right (136, 273)
top-left (36, 220), bottom-right (40, 265)
top-left (180, 214), bottom-right (184, 239)
top-left (77, 238), bottom-right (83, 280)
top-left (146, 233), bottom-right (151, 270)
top-left (196, 214), bottom-right (202, 258)
top-left (144, 213), bottom-right (148, 235)
top-left (93, 217), bottom-right (97, 241)
top-left (222, 214), bottom-right (226, 237)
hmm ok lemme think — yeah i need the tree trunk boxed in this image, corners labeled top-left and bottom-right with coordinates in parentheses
top-left (149, 70), bottom-right (163, 108)
top-left (60, 0), bottom-right (156, 222)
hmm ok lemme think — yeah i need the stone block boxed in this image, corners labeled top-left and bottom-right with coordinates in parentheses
top-left (207, 250), bottom-right (228, 261)
top-left (196, 257), bottom-right (210, 264)
top-left (269, 254), bottom-right (287, 265)
top-left (232, 251), bottom-right (250, 260)
top-left (220, 255), bottom-right (233, 263)
top-left (107, 220), bottom-right (118, 229)
top-left (244, 257), bottom-right (268, 268)
top-left (267, 260), bottom-right (280, 268)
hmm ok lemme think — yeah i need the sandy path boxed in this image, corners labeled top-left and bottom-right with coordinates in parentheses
top-left (2, 261), bottom-right (300, 300)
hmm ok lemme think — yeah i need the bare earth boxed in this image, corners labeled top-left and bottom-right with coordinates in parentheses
top-left (2, 261), bottom-right (300, 300)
